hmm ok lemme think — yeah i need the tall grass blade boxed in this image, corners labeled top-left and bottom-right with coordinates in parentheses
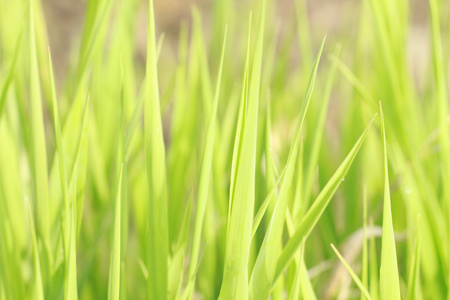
top-left (379, 102), bottom-right (401, 300)
top-left (144, 0), bottom-right (169, 298)
top-left (219, 1), bottom-right (265, 297)
top-left (274, 115), bottom-right (376, 283)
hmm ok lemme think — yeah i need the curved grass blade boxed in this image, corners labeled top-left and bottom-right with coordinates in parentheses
top-left (407, 218), bottom-right (421, 300)
top-left (0, 31), bottom-right (22, 120)
top-left (29, 0), bottom-right (51, 247)
top-left (26, 199), bottom-right (44, 300)
top-left (331, 244), bottom-right (372, 300)
top-left (145, 0), bottom-right (169, 298)
top-left (252, 166), bottom-right (287, 239)
top-left (108, 164), bottom-right (123, 300)
top-left (249, 37), bottom-right (326, 300)
top-left (187, 25), bottom-right (227, 300)
top-left (379, 102), bottom-right (401, 300)
top-left (219, 2), bottom-right (265, 298)
top-left (274, 115), bottom-right (376, 284)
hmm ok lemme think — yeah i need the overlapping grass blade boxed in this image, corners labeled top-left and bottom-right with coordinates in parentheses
top-left (108, 164), bottom-right (123, 300)
top-left (249, 37), bottom-right (325, 300)
top-left (187, 25), bottom-right (227, 300)
top-left (144, 0), bottom-right (169, 298)
top-left (331, 244), bottom-right (372, 300)
top-left (0, 31), bottom-right (22, 119)
top-left (26, 199), bottom-right (44, 300)
top-left (219, 1), bottom-right (265, 297)
top-left (379, 103), bottom-right (401, 300)
top-left (274, 115), bottom-right (376, 284)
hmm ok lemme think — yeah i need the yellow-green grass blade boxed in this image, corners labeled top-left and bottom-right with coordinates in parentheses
top-left (219, 1), bottom-right (265, 297)
top-left (26, 199), bottom-right (44, 300)
top-left (407, 221), bottom-right (421, 300)
top-left (48, 48), bottom-right (69, 207)
top-left (287, 238), bottom-right (306, 300)
top-left (252, 166), bottom-right (287, 239)
top-left (302, 44), bottom-right (340, 207)
top-left (65, 167), bottom-right (78, 300)
top-left (369, 219), bottom-right (379, 300)
top-left (285, 213), bottom-right (317, 300)
top-left (28, 0), bottom-right (52, 270)
top-left (331, 244), bottom-right (372, 300)
top-left (379, 102), bottom-right (401, 300)
top-left (187, 25), bottom-right (227, 300)
top-left (0, 31), bottom-right (22, 120)
top-left (108, 164), bottom-right (123, 300)
top-left (361, 186), bottom-right (369, 300)
top-left (428, 0), bottom-right (450, 293)
top-left (145, 0), bottom-right (169, 298)
top-left (249, 37), bottom-right (325, 300)
top-left (227, 12), bottom-right (252, 229)
top-left (274, 115), bottom-right (376, 284)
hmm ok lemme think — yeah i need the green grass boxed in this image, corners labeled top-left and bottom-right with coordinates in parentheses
top-left (0, 0), bottom-right (449, 299)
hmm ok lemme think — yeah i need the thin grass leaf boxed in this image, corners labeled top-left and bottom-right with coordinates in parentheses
top-left (108, 164), bottom-right (123, 300)
top-left (219, 1), bottom-right (265, 297)
top-left (26, 199), bottom-right (44, 300)
top-left (362, 185), bottom-right (369, 300)
top-left (187, 25), bottom-right (227, 300)
top-left (379, 102), bottom-right (401, 300)
top-left (250, 37), bottom-right (325, 300)
top-left (65, 165), bottom-right (78, 300)
top-left (407, 218), bottom-right (421, 300)
top-left (274, 115), bottom-right (376, 284)
top-left (331, 244), bottom-right (372, 300)
top-left (0, 31), bottom-right (22, 120)
top-left (252, 166), bottom-right (287, 239)
top-left (369, 219), bottom-right (379, 300)
top-left (29, 0), bottom-right (51, 248)
top-left (145, 0), bottom-right (169, 298)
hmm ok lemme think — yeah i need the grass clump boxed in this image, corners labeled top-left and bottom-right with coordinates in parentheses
top-left (0, 0), bottom-right (449, 299)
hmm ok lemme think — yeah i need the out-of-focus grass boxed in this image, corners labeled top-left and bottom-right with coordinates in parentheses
top-left (0, 0), bottom-right (449, 299)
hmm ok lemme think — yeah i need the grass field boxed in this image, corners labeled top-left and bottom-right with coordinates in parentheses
top-left (0, 0), bottom-right (449, 299)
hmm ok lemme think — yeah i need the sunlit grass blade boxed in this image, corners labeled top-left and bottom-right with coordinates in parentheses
top-left (407, 220), bottom-right (421, 300)
top-left (144, 0), bottom-right (169, 298)
top-left (274, 115), bottom-right (376, 284)
top-left (361, 185), bottom-right (369, 300)
top-left (219, 1), bottom-right (265, 297)
top-left (0, 31), bottom-right (22, 119)
top-left (252, 166), bottom-right (287, 238)
top-left (26, 198), bottom-right (44, 300)
top-left (369, 219), bottom-right (379, 300)
top-left (331, 244), bottom-right (372, 300)
top-left (250, 37), bottom-right (325, 300)
top-left (29, 0), bottom-right (51, 249)
top-left (187, 25), bottom-right (227, 300)
top-left (379, 102), bottom-right (401, 300)
top-left (65, 166), bottom-right (78, 300)
top-left (108, 164), bottom-right (123, 300)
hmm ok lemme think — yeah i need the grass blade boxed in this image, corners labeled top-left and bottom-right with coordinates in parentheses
top-left (187, 25), bottom-right (227, 300)
top-left (274, 114), bottom-right (376, 284)
top-left (108, 164), bottom-right (123, 300)
top-left (219, 2), bottom-right (266, 297)
top-left (26, 199), bottom-right (44, 300)
top-left (331, 244), bottom-right (372, 300)
top-left (144, 0), bottom-right (169, 298)
top-left (249, 37), bottom-right (325, 300)
top-left (379, 102), bottom-right (401, 300)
